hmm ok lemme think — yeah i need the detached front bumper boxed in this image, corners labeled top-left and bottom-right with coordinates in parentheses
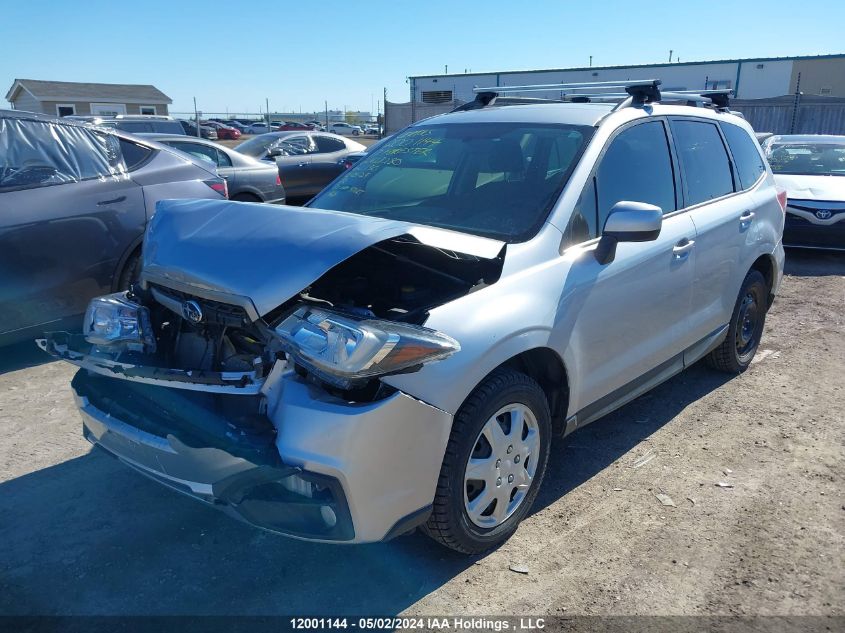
top-left (67, 361), bottom-right (452, 543)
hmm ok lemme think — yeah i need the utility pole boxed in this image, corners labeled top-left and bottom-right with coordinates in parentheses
top-left (265, 97), bottom-right (270, 130)
top-left (445, 64), bottom-right (448, 74)
top-left (382, 87), bottom-right (387, 138)
top-left (669, 50), bottom-right (673, 63)
top-left (324, 100), bottom-right (329, 128)
top-left (193, 97), bottom-right (200, 137)
top-left (589, 55), bottom-right (592, 67)
top-left (790, 72), bottom-right (802, 133)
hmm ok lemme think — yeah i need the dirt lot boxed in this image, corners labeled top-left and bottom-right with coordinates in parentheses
top-left (0, 251), bottom-right (842, 618)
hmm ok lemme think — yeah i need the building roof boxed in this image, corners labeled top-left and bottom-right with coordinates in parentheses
top-left (409, 53), bottom-right (845, 80)
top-left (5, 79), bottom-right (172, 104)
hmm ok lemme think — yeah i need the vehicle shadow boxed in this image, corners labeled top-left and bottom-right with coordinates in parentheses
top-left (0, 361), bottom-right (733, 617)
top-left (783, 249), bottom-right (845, 277)
top-left (0, 339), bottom-right (54, 376)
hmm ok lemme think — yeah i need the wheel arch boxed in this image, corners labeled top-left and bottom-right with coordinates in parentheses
top-left (489, 347), bottom-right (570, 436)
top-left (750, 253), bottom-right (776, 307)
top-left (111, 235), bottom-right (144, 292)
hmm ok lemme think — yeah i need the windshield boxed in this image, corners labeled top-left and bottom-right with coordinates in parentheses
top-left (308, 122), bottom-right (593, 242)
top-left (766, 141), bottom-right (845, 176)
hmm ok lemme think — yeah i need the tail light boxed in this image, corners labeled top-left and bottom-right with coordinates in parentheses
top-left (275, 174), bottom-right (282, 186)
top-left (204, 178), bottom-right (228, 199)
top-left (776, 187), bottom-right (787, 213)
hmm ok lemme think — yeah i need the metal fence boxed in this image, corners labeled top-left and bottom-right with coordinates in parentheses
top-left (386, 95), bottom-right (845, 136)
top-left (384, 100), bottom-right (465, 134)
top-left (731, 96), bottom-right (845, 135)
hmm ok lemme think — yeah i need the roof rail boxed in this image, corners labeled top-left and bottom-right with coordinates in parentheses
top-left (456, 80), bottom-right (734, 113)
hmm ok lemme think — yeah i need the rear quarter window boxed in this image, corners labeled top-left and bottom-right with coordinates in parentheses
top-left (720, 122), bottom-right (766, 189)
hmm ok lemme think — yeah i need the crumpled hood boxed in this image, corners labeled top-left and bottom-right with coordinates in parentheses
top-left (141, 199), bottom-right (504, 317)
top-left (774, 174), bottom-right (845, 201)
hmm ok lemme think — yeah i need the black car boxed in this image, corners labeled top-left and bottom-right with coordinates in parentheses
top-left (179, 120), bottom-right (218, 140)
top-left (234, 131), bottom-right (366, 202)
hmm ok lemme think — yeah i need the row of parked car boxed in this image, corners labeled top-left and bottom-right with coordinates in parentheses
top-left (0, 109), bottom-right (369, 346)
top-left (64, 114), bottom-right (381, 141)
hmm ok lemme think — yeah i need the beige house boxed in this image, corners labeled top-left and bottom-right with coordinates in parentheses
top-left (5, 79), bottom-right (172, 117)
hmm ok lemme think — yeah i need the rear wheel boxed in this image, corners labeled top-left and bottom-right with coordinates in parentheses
top-left (707, 269), bottom-right (768, 373)
top-left (423, 368), bottom-right (551, 554)
top-left (231, 192), bottom-right (262, 203)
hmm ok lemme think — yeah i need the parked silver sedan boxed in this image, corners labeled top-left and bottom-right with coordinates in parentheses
top-left (139, 134), bottom-right (286, 203)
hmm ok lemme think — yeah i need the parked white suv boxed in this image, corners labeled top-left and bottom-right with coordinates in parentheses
top-left (43, 81), bottom-right (785, 553)
top-left (328, 121), bottom-right (363, 136)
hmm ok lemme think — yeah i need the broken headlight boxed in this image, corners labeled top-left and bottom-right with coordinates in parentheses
top-left (274, 305), bottom-right (459, 388)
top-left (83, 292), bottom-right (155, 351)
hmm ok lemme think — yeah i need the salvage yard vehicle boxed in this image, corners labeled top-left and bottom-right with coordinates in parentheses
top-left (139, 133), bottom-right (286, 203)
top-left (763, 134), bottom-right (845, 251)
top-left (0, 109), bottom-right (227, 346)
top-left (234, 131), bottom-right (365, 202)
top-left (42, 80), bottom-right (785, 553)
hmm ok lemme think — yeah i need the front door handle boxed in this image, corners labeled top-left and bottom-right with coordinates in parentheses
top-left (673, 238), bottom-right (695, 259)
top-left (740, 210), bottom-right (755, 226)
top-left (97, 195), bottom-right (127, 206)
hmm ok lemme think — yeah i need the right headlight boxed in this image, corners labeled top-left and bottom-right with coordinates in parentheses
top-left (274, 305), bottom-right (460, 388)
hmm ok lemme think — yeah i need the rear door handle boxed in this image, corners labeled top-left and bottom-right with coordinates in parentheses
top-left (97, 195), bottom-right (127, 206)
top-left (673, 238), bottom-right (695, 259)
top-left (740, 210), bottom-right (755, 225)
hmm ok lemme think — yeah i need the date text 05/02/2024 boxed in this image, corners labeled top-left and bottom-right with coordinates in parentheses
top-left (289, 617), bottom-right (546, 630)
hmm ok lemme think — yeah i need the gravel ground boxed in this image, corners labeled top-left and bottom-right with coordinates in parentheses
top-left (0, 250), bottom-right (842, 617)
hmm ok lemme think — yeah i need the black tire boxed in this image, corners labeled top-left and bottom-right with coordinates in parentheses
top-left (231, 192), bottom-right (262, 203)
top-left (117, 250), bottom-right (141, 291)
top-left (422, 367), bottom-right (551, 554)
top-left (706, 269), bottom-right (768, 373)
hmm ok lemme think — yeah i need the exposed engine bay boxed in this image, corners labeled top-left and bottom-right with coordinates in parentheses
top-left (45, 235), bottom-right (504, 404)
top-left (269, 235), bottom-right (504, 325)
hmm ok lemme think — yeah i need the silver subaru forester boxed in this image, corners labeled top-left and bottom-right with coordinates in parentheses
top-left (44, 81), bottom-right (785, 553)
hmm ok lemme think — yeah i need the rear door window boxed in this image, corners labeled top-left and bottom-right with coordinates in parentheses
top-left (672, 120), bottom-right (735, 205)
top-left (720, 122), bottom-right (766, 189)
top-left (117, 138), bottom-right (154, 170)
top-left (167, 141), bottom-right (219, 166)
top-left (314, 135), bottom-right (347, 153)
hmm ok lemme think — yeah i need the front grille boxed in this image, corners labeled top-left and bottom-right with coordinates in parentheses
top-left (150, 284), bottom-right (250, 327)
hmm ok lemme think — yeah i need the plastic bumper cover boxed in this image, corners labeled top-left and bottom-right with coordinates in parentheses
top-left (71, 368), bottom-right (453, 543)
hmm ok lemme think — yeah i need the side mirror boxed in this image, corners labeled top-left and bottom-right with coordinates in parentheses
top-left (267, 148), bottom-right (285, 158)
top-left (594, 201), bottom-right (662, 265)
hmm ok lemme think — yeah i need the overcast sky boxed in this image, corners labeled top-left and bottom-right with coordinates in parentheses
top-left (2, 0), bottom-right (843, 116)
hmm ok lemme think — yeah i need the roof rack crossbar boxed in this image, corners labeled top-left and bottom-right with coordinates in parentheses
top-left (458, 80), bottom-right (733, 112)
top-left (472, 79), bottom-right (662, 95)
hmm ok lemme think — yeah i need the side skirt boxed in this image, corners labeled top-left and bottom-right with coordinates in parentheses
top-left (563, 325), bottom-right (728, 436)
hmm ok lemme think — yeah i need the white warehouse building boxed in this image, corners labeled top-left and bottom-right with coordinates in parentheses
top-left (408, 54), bottom-right (845, 104)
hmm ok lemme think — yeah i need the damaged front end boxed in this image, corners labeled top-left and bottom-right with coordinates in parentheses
top-left (44, 200), bottom-right (505, 542)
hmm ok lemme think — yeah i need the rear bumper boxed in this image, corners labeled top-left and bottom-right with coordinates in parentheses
top-left (70, 365), bottom-right (451, 543)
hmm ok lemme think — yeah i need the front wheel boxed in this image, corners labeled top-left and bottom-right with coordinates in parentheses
top-left (707, 269), bottom-right (768, 373)
top-left (423, 368), bottom-right (551, 554)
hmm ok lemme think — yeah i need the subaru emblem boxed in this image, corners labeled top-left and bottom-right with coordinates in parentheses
top-left (815, 209), bottom-right (832, 220)
top-left (181, 300), bottom-right (203, 323)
